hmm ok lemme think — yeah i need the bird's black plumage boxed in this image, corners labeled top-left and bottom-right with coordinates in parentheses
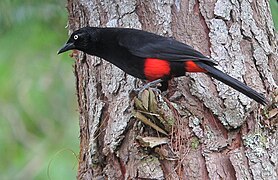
top-left (58, 27), bottom-right (267, 105)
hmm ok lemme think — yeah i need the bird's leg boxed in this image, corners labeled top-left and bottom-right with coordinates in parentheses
top-left (142, 79), bottom-right (164, 90)
top-left (133, 79), bottom-right (164, 95)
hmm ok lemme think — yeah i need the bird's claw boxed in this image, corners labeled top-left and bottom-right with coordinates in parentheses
top-left (135, 87), bottom-right (162, 97)
top-left (132, 79), bottom-right (163, 96)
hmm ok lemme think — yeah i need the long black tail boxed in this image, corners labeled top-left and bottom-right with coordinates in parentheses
top-left (196, 62), bottom-right (267, 105)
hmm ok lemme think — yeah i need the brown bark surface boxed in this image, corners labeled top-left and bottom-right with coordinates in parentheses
top-left (66, 0), bottom-right (278, 179)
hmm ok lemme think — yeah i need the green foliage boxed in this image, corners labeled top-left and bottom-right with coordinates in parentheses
top-left (0, 0), bottom-right (78, 179)
top-left (270, 0), bottom-right (278, 30)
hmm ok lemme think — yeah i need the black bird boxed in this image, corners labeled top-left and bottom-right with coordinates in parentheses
top-left (58, 27), bottom-right (266, 105)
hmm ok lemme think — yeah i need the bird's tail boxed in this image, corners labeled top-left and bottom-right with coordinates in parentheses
top-left (196, 62), bottom-right (267, 105)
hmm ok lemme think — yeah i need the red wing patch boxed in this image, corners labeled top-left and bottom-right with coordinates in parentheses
top-left (185, 61), bottom-right (206, 72)
top-left (144, 58), bottom-right (171, 81)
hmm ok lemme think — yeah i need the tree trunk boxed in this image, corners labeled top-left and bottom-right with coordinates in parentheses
top-left (66, 0), bottom-right (278, 179)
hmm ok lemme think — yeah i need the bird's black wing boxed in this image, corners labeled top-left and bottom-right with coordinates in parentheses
top-left (117, 29), bottom-right (217, 65)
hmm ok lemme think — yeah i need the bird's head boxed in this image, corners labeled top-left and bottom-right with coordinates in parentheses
top-left (58, 27), bottom-right (98, 54)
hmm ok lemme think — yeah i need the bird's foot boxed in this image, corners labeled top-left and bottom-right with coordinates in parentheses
top-left (133, 79), bottom-right (163, 96)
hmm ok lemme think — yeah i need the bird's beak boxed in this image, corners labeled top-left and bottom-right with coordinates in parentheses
top-left (57, 42), bottom-right (75, 54)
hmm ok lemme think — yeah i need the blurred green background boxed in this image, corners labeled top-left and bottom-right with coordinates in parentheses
top-left (0, 0), bottom-right (277, 180)
top-left (271, 0), bottom-right (278, 29)
top-left (0, 0), bottom-right (78, 179)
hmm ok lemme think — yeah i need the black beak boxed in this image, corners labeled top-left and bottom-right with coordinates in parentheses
top-left (57, 42), bottom-right (75, 54)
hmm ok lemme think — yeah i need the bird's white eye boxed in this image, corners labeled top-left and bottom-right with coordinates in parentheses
top-left (74, 35), bottom-right (79, 40)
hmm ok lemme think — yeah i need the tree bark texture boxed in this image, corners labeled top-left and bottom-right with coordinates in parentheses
top-left (66, 0), bottom-right (277, 179)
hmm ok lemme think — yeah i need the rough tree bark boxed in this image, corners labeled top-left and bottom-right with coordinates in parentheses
top-left (65, 0), bottom-right (277, 179)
